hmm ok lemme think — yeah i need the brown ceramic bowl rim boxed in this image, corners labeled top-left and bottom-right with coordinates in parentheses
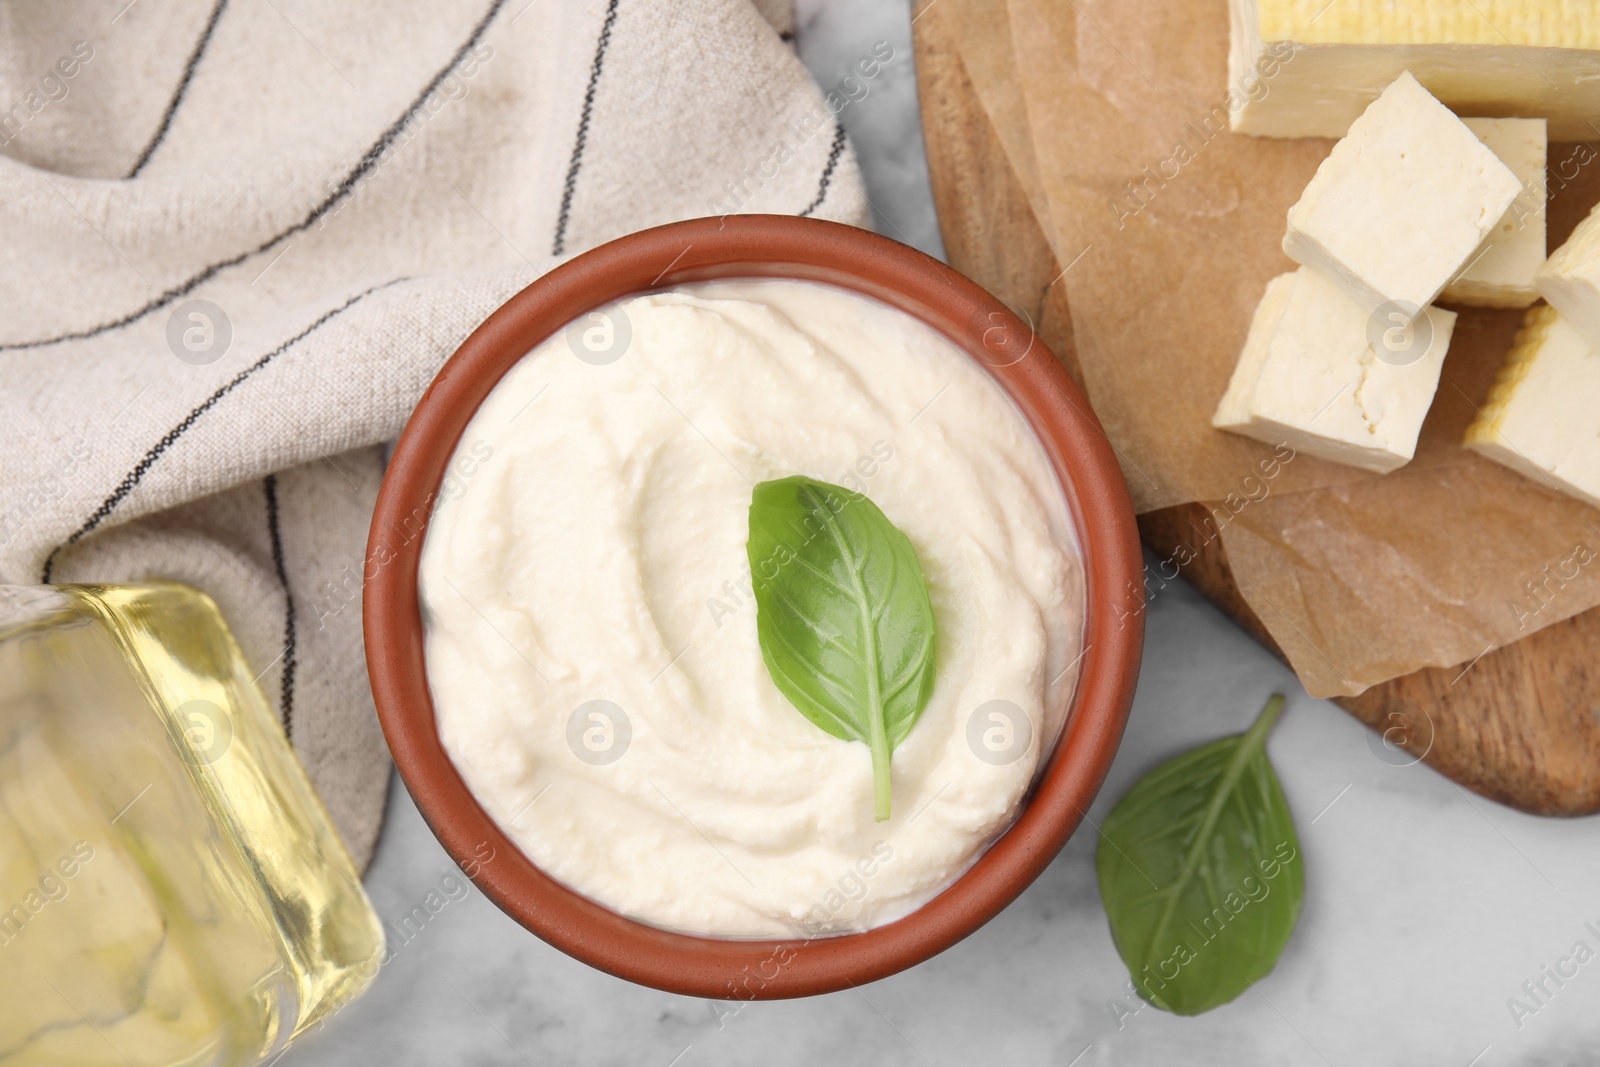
top-left (364, 215), bottom-right (1143, 1000)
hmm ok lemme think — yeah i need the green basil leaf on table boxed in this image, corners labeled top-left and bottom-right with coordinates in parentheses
top-left (746, 475), bottom-right (937, 821)
top-left (1096, 694), bottom-right (1303, 1015)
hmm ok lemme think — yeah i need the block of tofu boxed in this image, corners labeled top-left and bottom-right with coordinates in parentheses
top-left (1536, 201), bottom-right (1600, 347)
top-left (1440, 118), bottom-right (1546, 309)
top-left (1283, 73), bottom-right (1521, 319)
top-left (1229, 0), bottom-right (1600, 141)
top-left (1465, 305), bottom-right (1600, 508)
top-left (1214, 266), bottom-right (1457, 473)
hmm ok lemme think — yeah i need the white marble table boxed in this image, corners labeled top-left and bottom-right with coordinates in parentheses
top-left (286, 3), bottom-right (1600, 1063)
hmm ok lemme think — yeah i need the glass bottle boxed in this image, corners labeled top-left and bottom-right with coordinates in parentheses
top-left (0, 582), bottom-right (383, 1066)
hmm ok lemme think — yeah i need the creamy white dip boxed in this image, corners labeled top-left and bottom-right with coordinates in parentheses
top-left (419, 278), bottom-right (1083, 938)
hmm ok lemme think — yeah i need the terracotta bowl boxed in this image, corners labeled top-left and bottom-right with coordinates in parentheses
top-left (364, 215), bottom-right (1143, 999)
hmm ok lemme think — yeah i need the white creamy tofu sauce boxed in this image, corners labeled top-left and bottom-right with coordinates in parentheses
top-left (419, 278), bottom-right (1083, 937)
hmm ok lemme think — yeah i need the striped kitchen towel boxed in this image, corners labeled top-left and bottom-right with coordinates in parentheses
top-left (0, 0), bottom-right (866, 866)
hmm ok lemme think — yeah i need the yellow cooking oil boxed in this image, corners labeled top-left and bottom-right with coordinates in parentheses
top-left (0, 583), bottom-right (383, 1066)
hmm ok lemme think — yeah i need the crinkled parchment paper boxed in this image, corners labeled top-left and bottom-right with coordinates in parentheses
top-left (935, 0), bottom-right (1600, 696)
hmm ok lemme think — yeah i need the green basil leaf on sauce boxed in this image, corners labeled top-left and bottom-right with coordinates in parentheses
top-left (747, 475), bottom-right (937, 821)
top-left (1096, 694), bottom-right (1303, 1015)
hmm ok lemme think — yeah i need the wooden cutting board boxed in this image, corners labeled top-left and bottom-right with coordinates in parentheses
top-left (910, 2), bottom-right (1600, 815)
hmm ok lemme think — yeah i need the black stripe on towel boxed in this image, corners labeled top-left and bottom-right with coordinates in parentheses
top-left (551, 0), bottom-right (620, 256)
top-left (798, 121), bottom-right (845, 218)
top-left (40, 278), bottom-right (408, 582)
top-left (125, 0), bottom-right (232, 179)
top-left (4, 0), bottom-right (505, 352)
top-left (263, 473), bottom-right (298, 741)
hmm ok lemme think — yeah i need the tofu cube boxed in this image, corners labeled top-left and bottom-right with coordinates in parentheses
top-left (1283, 72), bottom-right (1522, 319)
top-left (1440, 118), bottom-right (1547, 308)
top-left (1537, 201), bottom-right (1600, 348)
top-left (1465, 304), bottom-right (1600, 509)
top-left (1214, 266), bottom-right (1457, 474)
